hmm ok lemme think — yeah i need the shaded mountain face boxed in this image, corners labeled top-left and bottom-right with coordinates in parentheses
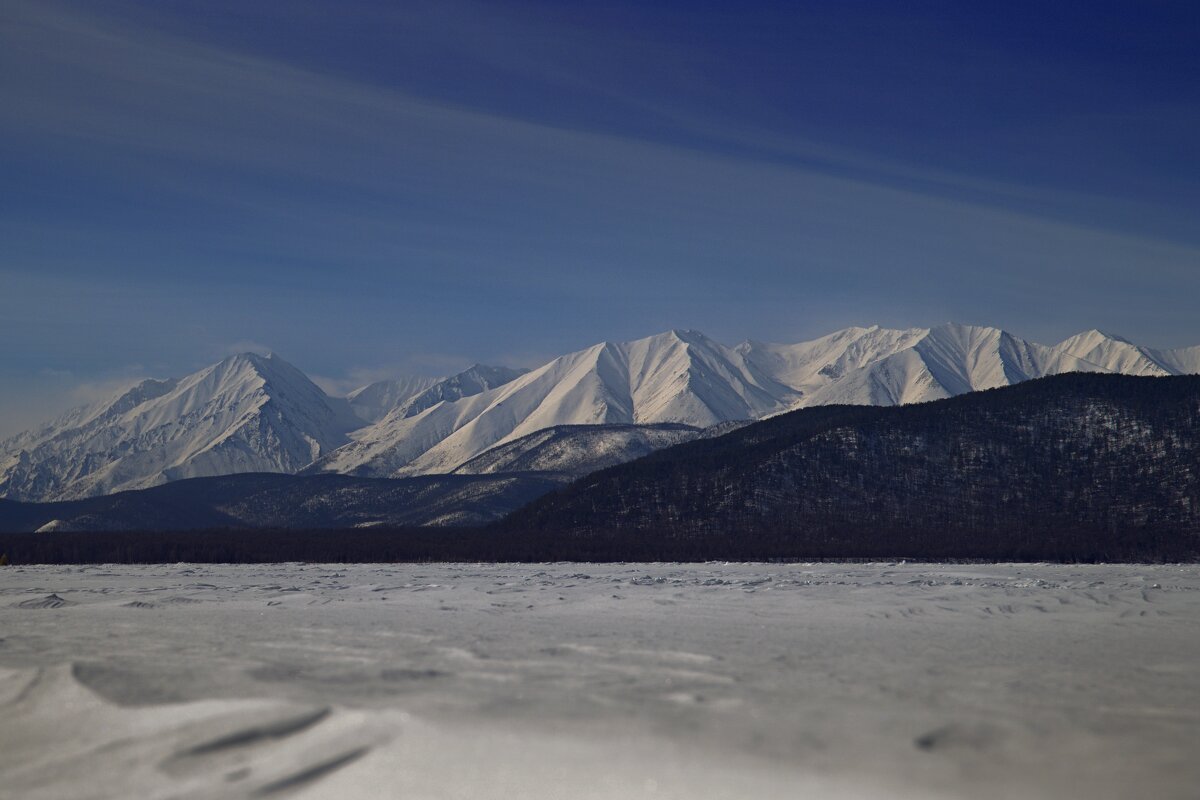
top-left (503, 373), bottom-right (1200, 560)
top-left (0, 472), bottom-right (563, 531)
top-left (0, 354), bottom-right (362, 501)
top-left (453, 423), bottom-right (706, 480)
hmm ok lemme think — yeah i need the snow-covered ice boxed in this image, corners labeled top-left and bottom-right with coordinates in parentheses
top-left (1, 562), bottom-right (1198, 799)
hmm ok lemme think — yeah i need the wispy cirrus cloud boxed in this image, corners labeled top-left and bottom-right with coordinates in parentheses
top-left (2, 0), bottom-right (1199, 436)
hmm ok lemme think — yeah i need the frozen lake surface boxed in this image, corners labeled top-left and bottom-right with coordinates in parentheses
top-left (1, 562), bottom-right (1198, 799)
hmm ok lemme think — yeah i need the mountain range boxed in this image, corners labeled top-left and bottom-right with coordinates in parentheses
top-left (7, 373), bottom-right (1198, 562)
top-left (3, 323), bottom-right (1199, 504)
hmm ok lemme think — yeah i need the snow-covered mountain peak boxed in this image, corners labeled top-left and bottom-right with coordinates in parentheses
top-left (1059, 328), bottom-right (1134, 348)
top-left (0, 352), bottom-right (360, 501)
top-left (663, 328), bottom-right (710, 344)
top-left (206, 351), bottom-right (304, 382)
top-left (1055, 330), bottom-right (1171, 377)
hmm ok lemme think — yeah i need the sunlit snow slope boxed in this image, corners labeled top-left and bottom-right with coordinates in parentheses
top-left (313, 330), bottom-right (795, 478)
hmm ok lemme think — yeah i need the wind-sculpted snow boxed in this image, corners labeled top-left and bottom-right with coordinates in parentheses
top-left (2, 563), bottom-right (1198, 799)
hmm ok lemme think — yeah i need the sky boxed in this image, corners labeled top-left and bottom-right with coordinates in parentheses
top-left (2, 0), bottom-right (1198, 435)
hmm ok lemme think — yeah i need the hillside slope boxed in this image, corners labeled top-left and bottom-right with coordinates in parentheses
top-left (453, 423), bottom-right (705, 479)
top-left (504, 373), bottom-right (1200, 560)
top-left (0, 471), bottom-right (562, 531)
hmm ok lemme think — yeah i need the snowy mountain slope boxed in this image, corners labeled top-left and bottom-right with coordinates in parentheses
top-left (344, 365), bottom-right (527, 427)
top-left (394, 364), bottom-right (529, 420)
top-left (1056, 329), bottom-right (1200, 377)
top-left (0, 378), bottom-right (179, 457)
top-left (736, 325), bottom-right (927, 394)
top-left (347, 376), bottom-right (442, 423)
top-left (798, 324), bottom-right (1107, 407)
top-left (736, 323), bottom-right (1106, 407)
top-left (0, 354), bottom-right (361, 501)
top-left (312, 330), bottom-right (798, 478)
top-left (453, 423), bottom-right (705, 479)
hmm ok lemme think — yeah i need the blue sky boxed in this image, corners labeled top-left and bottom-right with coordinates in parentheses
top-left (2, 0), bottom-right (1198, 434)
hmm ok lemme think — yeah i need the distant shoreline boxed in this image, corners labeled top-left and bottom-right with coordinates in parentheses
top-left (2, 527), bottom-right (1195, 565)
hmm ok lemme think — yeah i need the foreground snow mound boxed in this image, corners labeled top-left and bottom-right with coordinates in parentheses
top-left (3, 563), bottom-right (1198, 800)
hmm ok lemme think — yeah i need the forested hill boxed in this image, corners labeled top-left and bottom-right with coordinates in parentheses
top-left (501, 373), bottom-right (1200, 561)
